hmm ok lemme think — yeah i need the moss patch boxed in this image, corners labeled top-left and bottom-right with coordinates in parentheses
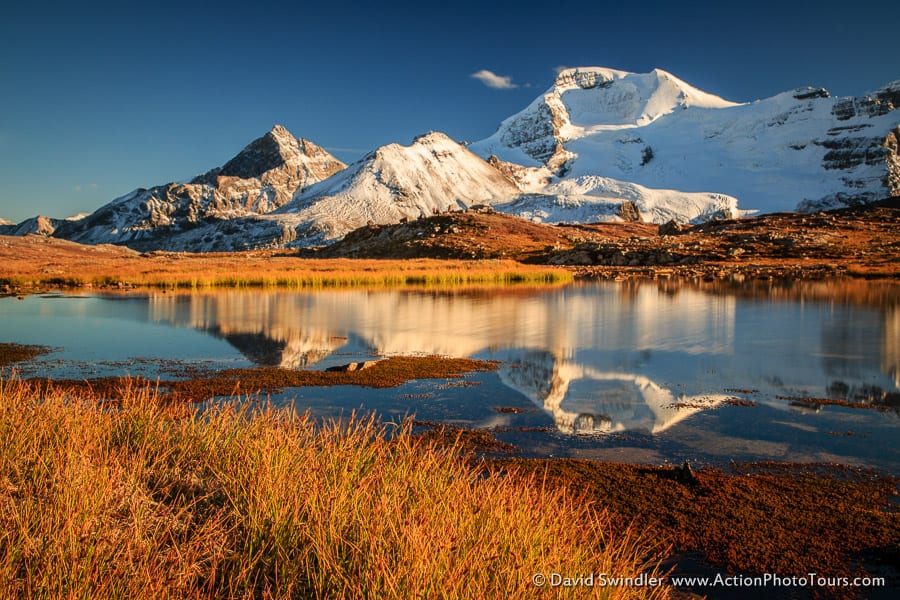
top-left (0, 342), bottom-right (51, 367)
top-left (24, 356), bottom-right (499, 403)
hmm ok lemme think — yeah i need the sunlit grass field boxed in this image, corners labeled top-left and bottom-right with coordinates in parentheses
top-left (0, 377), bottom-right (666, 599)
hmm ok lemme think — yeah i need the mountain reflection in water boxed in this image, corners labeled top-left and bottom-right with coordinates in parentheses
top-left (140, 283), bottom-right (899, 436)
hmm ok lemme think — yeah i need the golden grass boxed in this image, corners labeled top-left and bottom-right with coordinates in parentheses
top-left (0, 376), bottom-right (668, 599)
top-left (0, 237), bottom-right (572, 290)
top-left (120, 258), bottom-right (571, 289)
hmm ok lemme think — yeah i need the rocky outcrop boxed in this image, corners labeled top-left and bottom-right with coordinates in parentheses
top-left (546, 241), bottom-right (693, 267)
top-left (815, 134), bottom-right (895, 172)
top-left (497, 99), bottom-right (566, 164)
top-left (190, 125), bottom-right (345, 201)
top-left (658, 220), bottom-right (685, 236)
top-left (884, 126), bottom-right (900, 193)
top-left (832, 81), bottom-right (900, 121)
top-left (617, 200), bottom-right (643, 222)
top-left (325, 361), bottom-right (378, 373)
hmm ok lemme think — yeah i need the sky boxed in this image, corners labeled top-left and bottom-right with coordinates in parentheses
top-left (1, 0), bottom-right (898, 223)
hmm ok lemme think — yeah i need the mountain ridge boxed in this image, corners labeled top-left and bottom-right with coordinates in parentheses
top-left (3, 67), bottom-right (898, 252)
top-left (4, 125), bottom-right (345, 248)
top-left (471, 67), bottom-right (900, 216)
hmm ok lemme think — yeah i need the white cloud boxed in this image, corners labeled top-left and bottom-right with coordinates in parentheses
top-left (470, 69), bottom-right (518, 90)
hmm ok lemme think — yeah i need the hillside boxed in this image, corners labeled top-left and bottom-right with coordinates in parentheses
top-left (307, 199), bottom-right (900, 279)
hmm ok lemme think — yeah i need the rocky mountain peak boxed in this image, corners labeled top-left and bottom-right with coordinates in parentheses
top-left (267, 123), bottom-right (293, 141)
top-left (212, 124), bottom-right (298, 180)
top-left (411, 131), bottom-right (453, 146)
top-left (190, 125), bottom-right (345, 190)
top-left (553, 67), bottom-right (622, 90)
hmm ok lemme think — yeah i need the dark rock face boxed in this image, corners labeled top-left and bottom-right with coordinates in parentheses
top-left (553, 69), bottom-right (615, 91)
top-left (798, 126), bottom-right (900, 211)
top-left (499, 101), bottom-right (563, 164)
top-left (793, 87), bottom-right (830, 100)
top-left (815, 136), bottom-right (892, 171)
top-left (192, 125), bottom-right (342, 186)
top-left (884, 127), bottom-right (900, 193)
top-left (832, 86), bottom-right (899, 121)
top-left (214, 129), bottom-right (288, 179)
top-left (796, 83), bottom-right (900, 210)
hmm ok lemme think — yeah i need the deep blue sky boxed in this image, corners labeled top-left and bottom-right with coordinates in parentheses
top-left (1, 0), bottom-right (898, 222)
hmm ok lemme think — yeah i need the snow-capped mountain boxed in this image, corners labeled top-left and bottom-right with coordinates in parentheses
top-left (38, 125), bottom-right (345, 248)
top-left (272, 131), bottom-right (520, 240)
top-left (107, 131), bottom-right (523, 251)
top-left (230, 129), bottom-right (736, 250)
top-left (471, 67), bottom-right (900, 214)
top-left (4, 67), bottom-right (898, 252)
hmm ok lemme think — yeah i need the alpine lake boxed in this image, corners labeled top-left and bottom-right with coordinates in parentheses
top-left (3, 278), bottom-right (899, 474)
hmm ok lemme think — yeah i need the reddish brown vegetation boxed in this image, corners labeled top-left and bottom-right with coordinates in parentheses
top-left (495, 459), bottom-right (900, 589)
top-left (22, 356), bottom-right (499, 403)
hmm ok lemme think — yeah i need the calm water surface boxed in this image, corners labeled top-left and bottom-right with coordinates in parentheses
top-left (2, 281), bottom-right (899, 472)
